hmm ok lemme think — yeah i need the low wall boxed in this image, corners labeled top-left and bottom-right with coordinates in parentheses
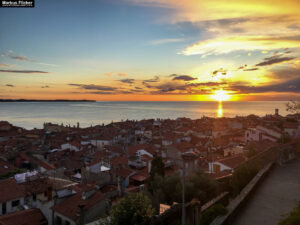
top-left (210, 162), bottom-right (274, 225)
top-left (150, 192), bottom-right (229, 225)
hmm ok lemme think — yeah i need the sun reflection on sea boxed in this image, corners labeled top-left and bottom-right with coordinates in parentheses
top-left (217, 101), bottom-right (223, 117)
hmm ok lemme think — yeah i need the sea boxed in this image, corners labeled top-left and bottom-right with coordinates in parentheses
top-left (0, 101), bottom-right (289, 130)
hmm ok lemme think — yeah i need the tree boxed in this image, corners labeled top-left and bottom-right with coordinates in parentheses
top-left (286, 100), bottom-right (300, 113)
top-left (109, 193), bottom-right (155, 225)
top-left (150, 155), bottom-right (165, 178)
top-left (199, 204), bottom-right (228, 225)
top-left (148, 169), bottom-right (220, 206)
top-left (186, 169), bottom-right (219, 203)
top-left (230, 163), bottom-right (258, 196)
top-left (245, 146), bottom-right (257, 158)
top-left (147, 155), bottom-right (165, 195)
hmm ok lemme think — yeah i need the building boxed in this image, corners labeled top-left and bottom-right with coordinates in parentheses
top-left (0, 178), bottom-right (25, 216)
top-left (208, 155), bottom-right (246, 173)
top-left (52, 189), bottom-right (108, 225)
top-left (0, 208), bottom-right (47, 225)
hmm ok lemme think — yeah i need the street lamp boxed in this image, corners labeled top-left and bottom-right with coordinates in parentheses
top-left (181, 152), bottom-right (197, 225)
top-left (181, 159), bottom-right (186, 225)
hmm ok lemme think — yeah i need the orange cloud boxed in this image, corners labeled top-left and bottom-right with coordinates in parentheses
top-left (129, 0), bottom-right (300, 23)
top-left (180, 36), bottom-right (300, 56)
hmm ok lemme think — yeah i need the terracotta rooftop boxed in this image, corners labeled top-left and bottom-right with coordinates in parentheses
top-left (128, 144), bottom-right (155, 156)
top-left (20, 177), bottom-right (52, 196)
top-left (217, 155), bottom-right (246, 169)
top-left (115, 167), bottom-right (134, 178)
top-left (0, 208), bottom-right (47, 225)
top-left (0, 178), bottom-right (25, 203)
top-left (52, 191), bottom-right (105, 220)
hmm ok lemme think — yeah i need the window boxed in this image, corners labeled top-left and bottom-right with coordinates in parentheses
top-left (2, 202), bottom-right (6, 214)
top-left (11, 200), bottom-right (20, 207)
top-left (213, 164), bottom-right (221, 173)
top-left (55, 216), bottom-right (62, 225)
top-left (65, 221), bottom-right (71, 225)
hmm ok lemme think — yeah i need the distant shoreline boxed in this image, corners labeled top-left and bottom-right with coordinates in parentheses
top-left (0, 99), bottom-right (96, 102)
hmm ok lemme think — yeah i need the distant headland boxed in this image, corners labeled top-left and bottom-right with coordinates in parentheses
top-left (0, 99), bottom-right (96, 102)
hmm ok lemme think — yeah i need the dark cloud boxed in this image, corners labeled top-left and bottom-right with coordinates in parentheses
top-left (142, 76), bottom-right (160, 88)
top-left (68, 84), bottom-right (117, 91)
top-left (135, 87), bottom-right (142, 89)
top-left (9, 55), bottom-right (30, 61)
top-left (243, 68), bottom-right (259, 71)
top-left (230, 76), bottom-right (300, 94)
top-left (191, 17), bottom-right (248, 34)
top-left (2, 52), bottom-right (33, 62)
top-left (6, 84), bottom-right (15, 87)
top-left (131, 89), bottom-right (144, 92)
top-left (212, 68), bottom-right (227, 76)
top-left (238, 64), bottom-right (247, 70)
top-left (143, 76), bottom-right (160, 83)
top-left (255, 55), bottom-right (295, 66)
top-left (172, 75), bottom-right (197, 81)
top-left (41, 85), bottom-right (50, 88)
top-left (150, 88), bottom-right (212, 95)
top-left (269, 67), bottom-right (300, 80)
top-left (0, 69), bottom-right (48, 74)
top-left (250, 35), bottom-right (300, 42)
top-left (85, 91), bottom-right (115, 95)
top-left (148, 81), bottom-right (225, 95)
top-left (187, 82), bottom-right (226, 87)
top-left (84, 90), bottom-right (134, 95)
top-left (119, 79), bottom-right (135, 84)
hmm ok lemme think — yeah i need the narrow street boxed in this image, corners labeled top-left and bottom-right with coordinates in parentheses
top-left (232, 158), bottom-right (300, 225)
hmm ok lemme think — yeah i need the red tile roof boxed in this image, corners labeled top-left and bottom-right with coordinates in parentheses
top-left (130, 172), bottom-right (149, 182)
top-left (174, 142), bottom-right (194, 152)
top-left (0, 208), bottom-right (47, 225)
top-left (100, 184), bottom-right (117, 193)
top-left (115, 168), bottom-right (134, 178)
top-left (128, 144), bottom-right (154, 156)
top-left (71, 183), bottom-right (96, 193)
top-left (0, 178), bottom-right (25, 203)
top-left (20, 177), bottom-right (52, 196)
top-left (217, 155), bottom-right (246, 169)
top-left (39, 161), bottom-right (56, 170)
top-left (52, 191), bottom-right (105, 220)
top-left (111, 156), bottom-right (128, 169)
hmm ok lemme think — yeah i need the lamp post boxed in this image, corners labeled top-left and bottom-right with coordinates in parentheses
top-left (181, 152), bottom-right (197, 225)
top-left (181, 160), bottom-right (185, 225)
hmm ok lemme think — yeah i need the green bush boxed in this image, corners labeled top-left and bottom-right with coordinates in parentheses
top-left (0, 168), bottom-right (27, 180)
top-left (109, 192), bottom-right (155, 225)
top-left (230, 163), bottom-right (258, 196)
top-left (199, 204), bottom-right (228, 225)
top-left (278, 202), bottom-right (300, 225)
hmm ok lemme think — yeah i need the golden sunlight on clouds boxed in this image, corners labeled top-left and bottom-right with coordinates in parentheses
top-left (130, 0), bottom-right (300, 23)
top-left (181, 36), bottom-right (300, 56)
top-left (211, 89), bottom-right (231, 101)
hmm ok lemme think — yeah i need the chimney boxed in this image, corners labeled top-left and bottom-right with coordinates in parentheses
top-left (275, 108), bottom-right (279, 116)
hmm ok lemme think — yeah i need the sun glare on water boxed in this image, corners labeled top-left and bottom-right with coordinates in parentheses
top-left (211, 89), bottom-right (231, 101)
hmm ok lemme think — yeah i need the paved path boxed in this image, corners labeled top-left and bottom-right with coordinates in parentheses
top-left (232, 158), bottom-right (300, 225)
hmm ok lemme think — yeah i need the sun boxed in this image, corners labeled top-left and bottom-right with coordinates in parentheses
top-left (211, 89), bottom-right (231, 101)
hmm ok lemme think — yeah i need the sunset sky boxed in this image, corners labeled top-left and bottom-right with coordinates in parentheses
top-left (0, 0), bottom-right (300, 101)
